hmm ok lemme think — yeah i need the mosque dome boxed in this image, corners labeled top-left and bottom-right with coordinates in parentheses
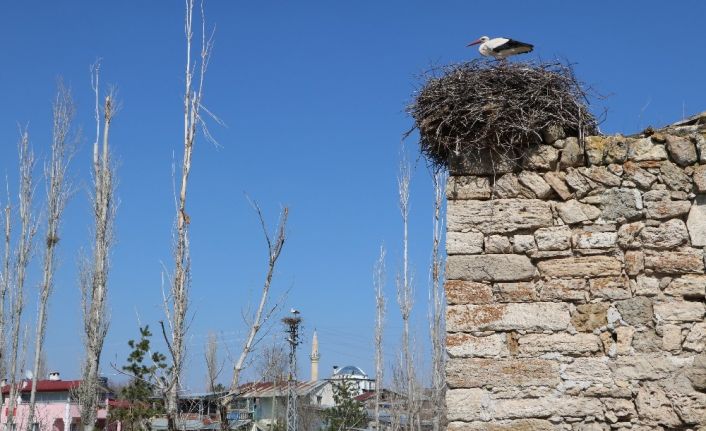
top-left (335, 365), bottom-right (368, 378)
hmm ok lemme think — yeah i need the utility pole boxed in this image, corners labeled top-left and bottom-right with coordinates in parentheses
top-left (284, 310), bottom-right (301, 431)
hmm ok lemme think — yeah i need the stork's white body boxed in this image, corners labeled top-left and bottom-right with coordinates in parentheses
top-left (468, 36), bottom-right (534, 59)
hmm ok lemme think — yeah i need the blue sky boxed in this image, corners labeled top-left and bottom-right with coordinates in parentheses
top-left (1, 1), bottom-right (705, 391)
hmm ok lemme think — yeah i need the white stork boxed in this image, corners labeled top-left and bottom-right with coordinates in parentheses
top-left (467, 36), bottom-right (534, 59)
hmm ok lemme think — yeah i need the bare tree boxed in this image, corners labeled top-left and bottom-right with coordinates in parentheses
top-left (428, 170), bottom-right (446, 431)
top-left (163, 2), bottom-right (213, 428)
top-left (0, 182), bottom-right (11, 386)
top-left (25, 83), bottom-right (75, 431)
top-left (219, 204), bottom-right (289, 431)
top-left (204, 332), bottom-right (223, 392)
top-left (396, 152), bottom-right (417, 430)
top-left (373, 245), bottom-right (386, 431)
top-left (6, 129), bottom-right (37, 431)
top-left (79, 64), bottom-right (117, 431)
top-left (255, 342), bottom-right (287, 384)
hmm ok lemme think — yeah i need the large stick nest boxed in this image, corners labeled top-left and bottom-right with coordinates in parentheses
top-left (408, 60), bottom-right (599, 169)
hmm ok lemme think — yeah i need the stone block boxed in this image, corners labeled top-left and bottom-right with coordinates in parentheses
top-left (635, 383), bottom-right (682, 427)
top-left (623, 160), bottom-right (657, 189)
top-left (687, 195), bottom-right (706, 246)
top-left (565, 169), bottom-right (595, 198)
top-left (643, 191), bottom-right (691, 220)
top-left (617, 221), bottom-right (644, 249)
top-left (693, 164), bottom-right (706, 193)
top-left (446, 333), bottom-right (509, 358)
top-left (523, 144), bottom-right (559, 170)
top-left (660, 160), bottom-right (692, 192)
top-left (555, 199), bottom-right (601, 224)
top-left (446, 176), bottom-right (492, 200)
top-left (654, 301), bottom-right (704, 322)
top-left (644, 249), bottom-right (704, 274)
top-left (561, 357), bottom-right (614, 386)
top-left (518, 333), bottom-right (601, 355)
top-left (447, 303), bottom-right (571, 332)
top-left (534, 226), bottom-right (571, 251)
top-left (447, 420), bottom-right (558, 431)
top-left (600, 188), bottom-right (643, 221)
top-left (574, 231), bottom-right (618, 249)
top-left (485, 235), bottom-right (512, 254)
top-left (559, 137), bottom-right (585, 168)
top-left (628, 137), bottom-right (668, 161)
top-left (625, 250), bottom-right (644, 276)
top-left (632, 275), bottom-right (660, 296)
top-left (538, 278), bottom-right (588, 302)
top-left (449, 150), bottom-right (518, 176)
top-left (538, 256), bottom-right (622, 278)
top-left (615, 297), bottom-right (653, 327)
top-left (492, 173), bottom-right (534, 199)
top-left (542, 124), bottom-right (565, 144)
top-left (518, 172), bottom-right (552, 199)
top-left (589, 276), bottom-right (630, 300)
top-left (610, 355), bottom-right (690, 380)
top-left (512, 234), bottom-right (537, 254)
top-left (585, 135), bottom-right (628, 165)
top-left (664, 275), bottom-right (706, 299)
top-left (571, 303), bottom-right (609, 332)
top-left (447, 254), bottom-right (536, 282)
top-left (493, 282), bottom-right (537, 302)
top-left (639, 218), bottom-right (689, 249)
top-left (661, 324), bottom-right (683, 352)
top-left (666, 135), bottom-right (698, 166)
top-left (543, 171), bottom-right (572, 200)
top-left (445, 280), bottom-right (493, 305)
top-left (448, 199), bottom-right (553, 234)
top-left (683, 322), bottom-right (706, 352)
top-left (446, 358), bottom-right (560, 388)
top-left (579, 166), bottom-right (622, 186)
top-left (447, 231), bottom-right (484, 255)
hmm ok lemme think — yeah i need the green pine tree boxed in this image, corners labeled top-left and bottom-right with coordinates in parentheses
top-left (324, 380), bottom-right (368, 431)
top-left (109, 326), bottom-right (171, 431)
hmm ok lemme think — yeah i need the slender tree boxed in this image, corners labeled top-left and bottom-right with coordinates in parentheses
top-left (0, 182), bottom-right (11, 392)
top-left (219, 204), bottom-right (289, 431)
top-left (163, 2), bottom-right (212, 428)
top-left (204, 332), bottom-right (222, 392)
top-left (6, 129), bottom-right (37, 431)
top-left (79, 63), bottom-right (117, 431)
top-left (26, 83), bottom-right (75, 431)
top-left (373, 245), bottom-right (386, 431)
top-left (396, 152), bottom-right (417, 430)
top-left (428, 170), bottom-right (446, 431)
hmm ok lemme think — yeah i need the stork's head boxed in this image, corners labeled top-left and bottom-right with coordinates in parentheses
top-left (467, 36), bottom-right (489, 47)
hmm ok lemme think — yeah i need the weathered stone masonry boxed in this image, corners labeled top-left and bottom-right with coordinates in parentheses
top-left (445, 120), bottom-right (706, 430)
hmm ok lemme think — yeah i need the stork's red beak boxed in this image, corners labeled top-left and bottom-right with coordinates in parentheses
top-left (467, 39), bottom-right (482, 47)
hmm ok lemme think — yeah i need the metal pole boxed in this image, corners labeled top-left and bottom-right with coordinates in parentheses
top-left (284, 312), bottom-right (301, 431)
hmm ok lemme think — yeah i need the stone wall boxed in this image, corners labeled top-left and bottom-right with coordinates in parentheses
top-left (445, 117), bottom-right (706, 430)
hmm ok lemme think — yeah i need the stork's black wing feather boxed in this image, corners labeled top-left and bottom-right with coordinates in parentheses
top-left (494, 39), bottom-right (534, 53)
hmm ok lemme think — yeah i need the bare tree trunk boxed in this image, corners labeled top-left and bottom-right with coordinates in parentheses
top-left (165, 3), bottom-right (212, 429)
top-left (373, 246), bottom-right (386, 431)
top-left (428, 170), bottom-right (446, 431)
top-left (7, 130), bottom-right (37, 430)
top-left (396, 154), bottom-right (416, 430)
top-left (80, 64), bottom-right (116, 431)
top-left (26, 83), bottom-right (74, 431)
top-left (219, 204), bottom-right (288, 431)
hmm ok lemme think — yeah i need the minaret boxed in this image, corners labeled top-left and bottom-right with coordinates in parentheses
top-left (310, 330), bottom-right (320, 381)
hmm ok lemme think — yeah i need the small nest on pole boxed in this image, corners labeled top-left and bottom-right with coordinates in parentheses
top-left (408, 59), bottom-right (599, 169)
